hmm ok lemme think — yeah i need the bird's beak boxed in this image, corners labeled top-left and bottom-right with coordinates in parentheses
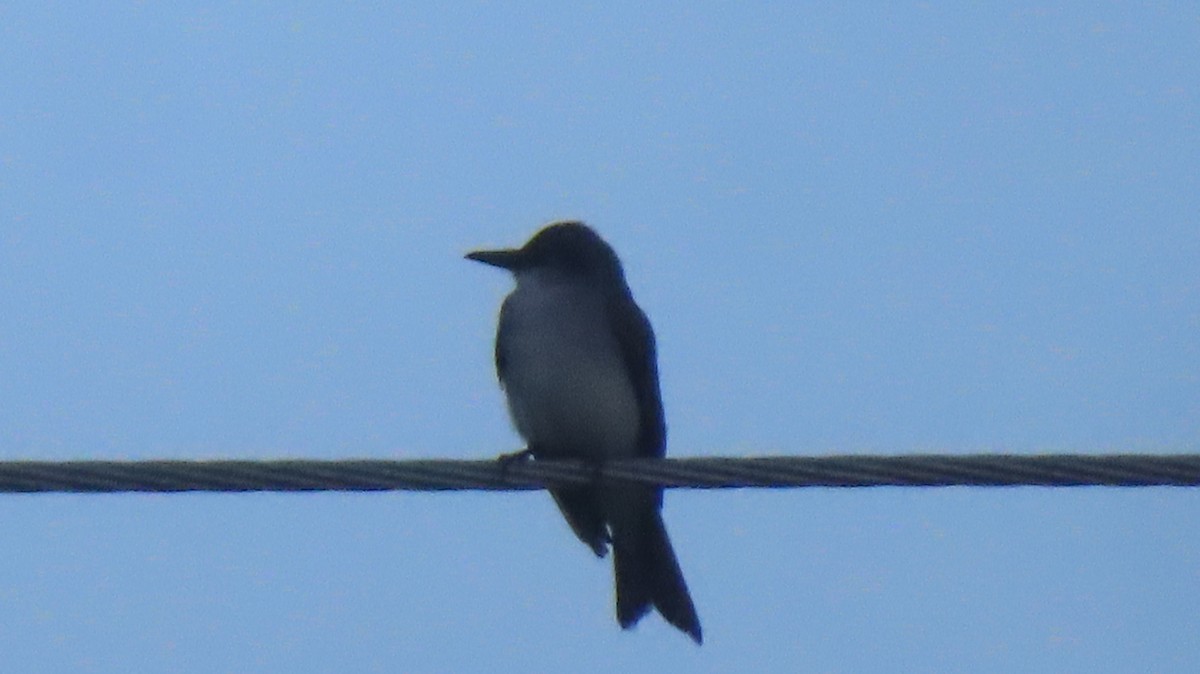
top-left (465, 248), bottom-right (524, 270)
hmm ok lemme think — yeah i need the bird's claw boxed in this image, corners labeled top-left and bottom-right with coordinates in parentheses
top-left (497, 448), bottom-right (534, 474)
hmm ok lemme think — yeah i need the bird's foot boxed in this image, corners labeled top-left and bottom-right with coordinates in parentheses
top-left (585, 458), bottom-right (605, 484)
top-left (497, 448), bottom-right (534, 475)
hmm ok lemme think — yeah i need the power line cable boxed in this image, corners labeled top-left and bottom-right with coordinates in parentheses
top-left (1, 454), bottom-right (1198, 493)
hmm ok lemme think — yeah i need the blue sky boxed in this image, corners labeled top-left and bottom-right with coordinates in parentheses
top-left (2, 3), bottom-right (1197, 672)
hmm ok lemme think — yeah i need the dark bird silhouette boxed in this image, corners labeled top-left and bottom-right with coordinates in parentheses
top-left (467, 221), bottom-right (702, 644)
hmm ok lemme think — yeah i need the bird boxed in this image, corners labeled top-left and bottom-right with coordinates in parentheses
top-left (466, 221), bottom-right (702, 644)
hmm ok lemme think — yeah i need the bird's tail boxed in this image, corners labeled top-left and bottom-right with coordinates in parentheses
top-left (612, 504), bottom-right (702, 644)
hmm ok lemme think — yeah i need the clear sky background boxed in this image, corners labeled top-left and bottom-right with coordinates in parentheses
top-left (2, 4), bottom-right (1197, 672)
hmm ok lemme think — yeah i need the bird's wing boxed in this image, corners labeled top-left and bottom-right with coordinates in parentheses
top-left (607, 292), bottom-right (666, 459)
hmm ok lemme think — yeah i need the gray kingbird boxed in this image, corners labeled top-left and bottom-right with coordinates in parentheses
top-left (467, 221), bottom-right (702, 644)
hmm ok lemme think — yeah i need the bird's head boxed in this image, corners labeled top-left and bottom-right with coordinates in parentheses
top-left (466, 221), bottom-right (626, 283)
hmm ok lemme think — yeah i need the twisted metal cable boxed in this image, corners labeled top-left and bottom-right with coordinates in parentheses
top-left (1, 454), bottom-right (1198, 493)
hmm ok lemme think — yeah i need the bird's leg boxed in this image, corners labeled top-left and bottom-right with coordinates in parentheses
top-left (585, 457), bottom-right (606, 486)
top-left (497, 447), bottom-right (535, 475)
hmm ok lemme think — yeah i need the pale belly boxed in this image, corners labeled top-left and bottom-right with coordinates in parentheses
top-left (499, 287), bottom-right (640, 460)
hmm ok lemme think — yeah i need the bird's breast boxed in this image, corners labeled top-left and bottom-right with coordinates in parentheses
top-left (498, 281), bottom-right (639, 459)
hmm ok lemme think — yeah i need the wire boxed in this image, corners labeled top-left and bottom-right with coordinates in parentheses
top-left (1, 454), bottom-right (1198, 493)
